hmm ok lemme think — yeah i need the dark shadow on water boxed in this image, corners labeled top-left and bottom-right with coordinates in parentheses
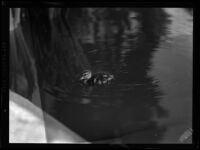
top-left (10, 8), bottom-right (171, 143)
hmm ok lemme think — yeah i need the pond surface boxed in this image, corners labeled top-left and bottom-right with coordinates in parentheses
top-left (28, 8), bottom-right (192, 143)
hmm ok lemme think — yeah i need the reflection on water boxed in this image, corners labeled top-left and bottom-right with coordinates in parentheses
top-left (148, 8), bottom-right (193, 143)
top-left (10, 8), bottom-right (192, 143)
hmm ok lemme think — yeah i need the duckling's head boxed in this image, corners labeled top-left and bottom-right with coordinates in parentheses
top-left (80, 70), bottom-right (92, 81)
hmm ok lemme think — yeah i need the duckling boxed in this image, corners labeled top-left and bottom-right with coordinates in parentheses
top-left (80, 70), bottom-right (92, 81)
top-left (79, 70), bottom-right (114, 86)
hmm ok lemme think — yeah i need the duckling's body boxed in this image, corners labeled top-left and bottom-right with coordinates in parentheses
top-left (79, 70), bottom-right (114, 86)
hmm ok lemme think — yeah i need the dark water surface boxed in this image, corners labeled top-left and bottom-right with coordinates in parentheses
top-left (11, 8), bottom-right (192, 143)
top-left (41, 8), bottom-right (192, 143)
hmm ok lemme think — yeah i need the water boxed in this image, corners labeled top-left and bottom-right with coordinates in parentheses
top-left (12, 8), bottom-right (193, 143)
